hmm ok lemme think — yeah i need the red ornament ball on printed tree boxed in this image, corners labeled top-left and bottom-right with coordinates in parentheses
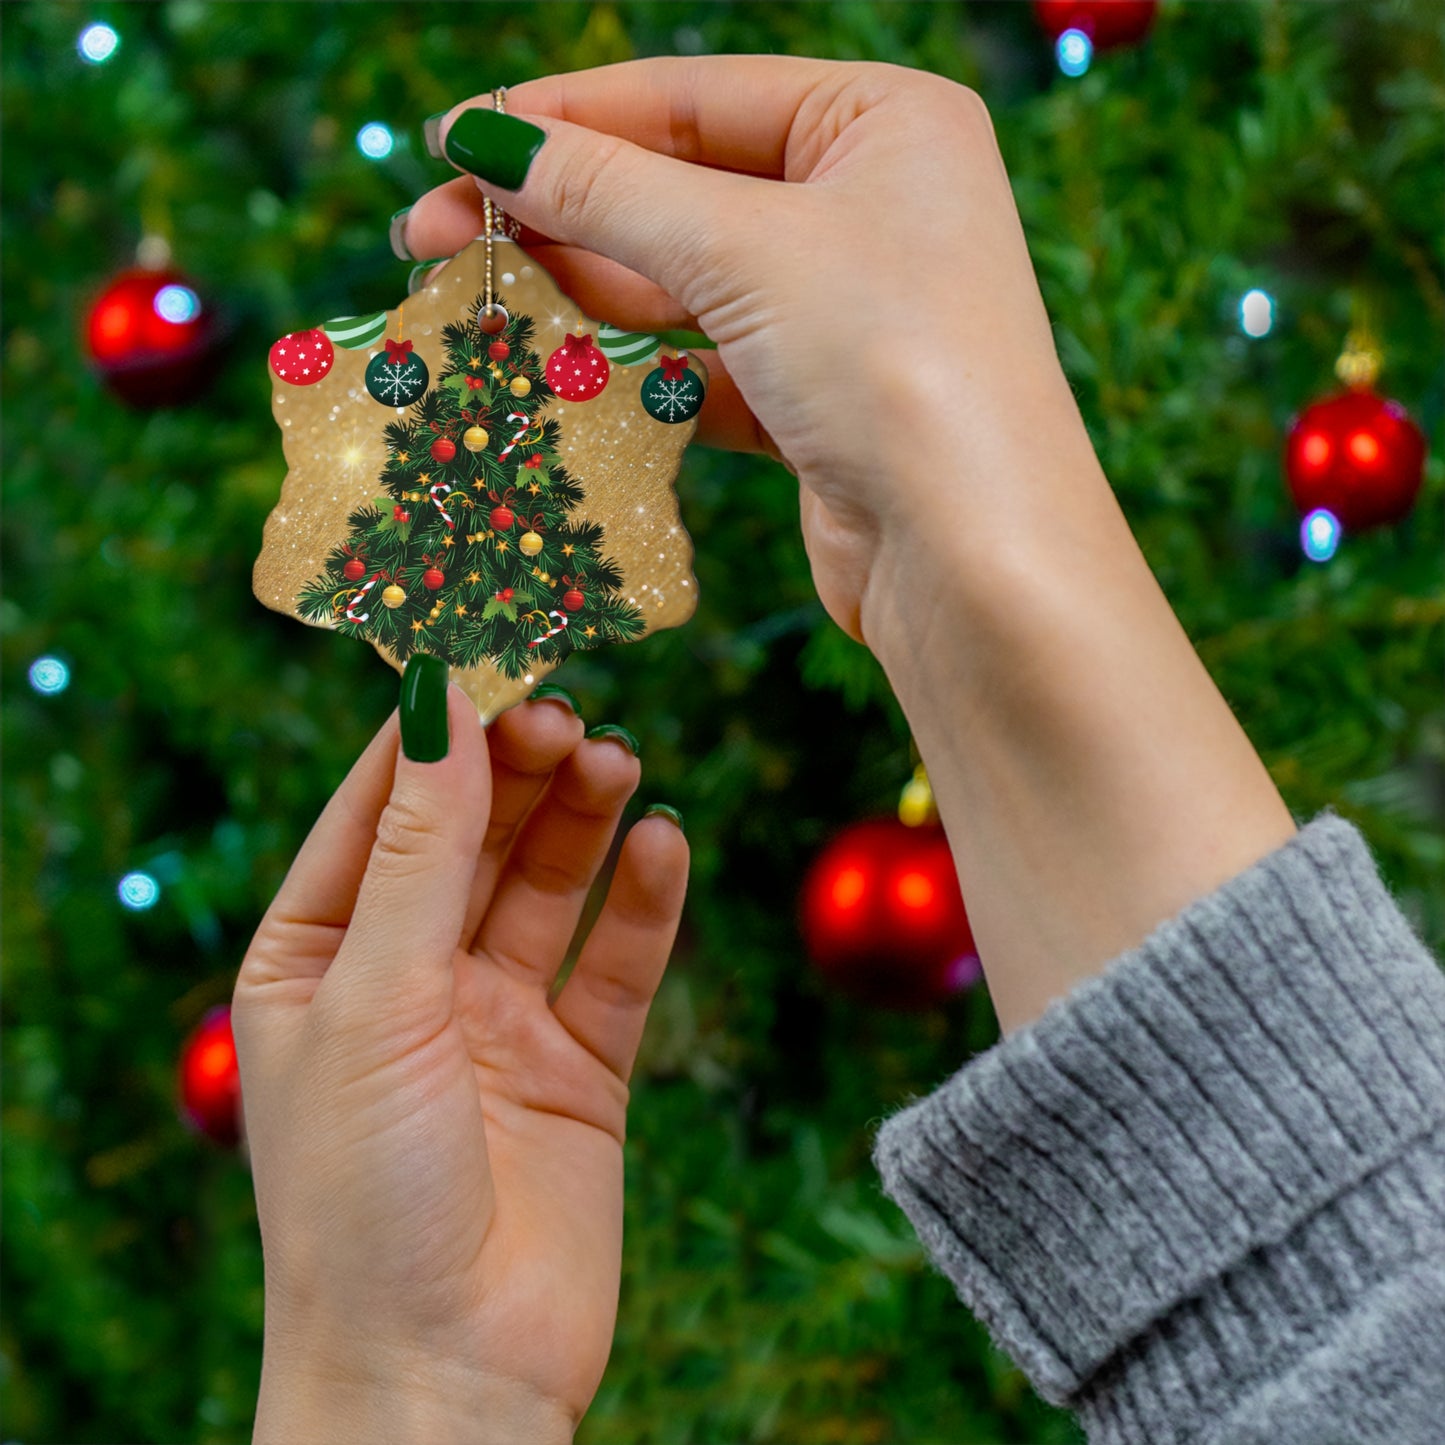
top-left (1285, 389), bottom-right (1426, 532)
top-left (488, 340), bottom-right (511, 362)
top-left (545, 333), bottom-right (610, 402)
top-left (87, 267), bottom-right (219, 407)
top-left (178, 1006), bottom-right (242, 1148)
top-left (562, 587), bottom-right (585, 612)
top-left (1033, 0), bottom-right (1157, 49)
top-left (423, 566), bottom-right (446, 591)
top-left (490, 504), bottom-right (515, 531)
top-left (343, 558), bottom-right (367, 581)
top-left (430, 436), bottom-right (457, 464)
top-left (800, 818), bottom-right (980, 1010)
top-left (268, 327), bottom-right (334, 387)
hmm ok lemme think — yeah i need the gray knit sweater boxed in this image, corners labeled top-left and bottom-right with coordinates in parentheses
top-left (872, 813), bottom-right (1445, 1444)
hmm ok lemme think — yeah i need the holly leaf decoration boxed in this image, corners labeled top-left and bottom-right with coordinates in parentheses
top-left (442, 372), bottom-right (472, 397)
top-left (482, 598), bottom-right (518, 622)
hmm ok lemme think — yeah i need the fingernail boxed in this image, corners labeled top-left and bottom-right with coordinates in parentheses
top-left (423, 112), bottom-right (446, 160)
top-left (644, 804), bottom-right (684, 834)
top-left (654, 328), bottom-right (718, 352)
top-left (530, 682), bottom-right (581, 716)
top-left (443, 107), bottom-right (546, 191)
top-left (585, 723), bottom-right (639, 756)
top-left (400, 654), bottom-right (450, 762)
top-left (389, 206), bottom-right (413, 261)
top-left (407, 258), bottom-right (449, 295)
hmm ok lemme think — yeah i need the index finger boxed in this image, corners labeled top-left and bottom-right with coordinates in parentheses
top-left (457, 54), bottom-right (851, 180)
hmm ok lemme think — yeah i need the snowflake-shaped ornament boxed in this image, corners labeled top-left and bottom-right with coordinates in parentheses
top-left (365, 338), bottom-right (429, 407)
top-left (641, 353), bottom-right (706, 424)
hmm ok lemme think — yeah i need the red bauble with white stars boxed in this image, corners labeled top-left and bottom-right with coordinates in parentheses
top-left (86, 267), bottom-right (218, 407)
top-left (545, 333), bottom-right (610, 402)
top-left (1033, 0), bottom-right (1157, 48)
top-left (562, 587), bottom-right (585, 612)
top-left (799, 818), bottom-right (980, 1011)
top-left (1284, 388), bottom-right (1426, 532)
top-left (178, 1005), bottom-right (243, 1148)
top-left (269, 327), bottom-right (335, 387)
top-left (430, 437), bottom-right (457, 464)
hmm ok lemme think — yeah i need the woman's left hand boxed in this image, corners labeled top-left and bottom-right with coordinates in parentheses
top-left (232, 687), bottom-right (688, 1443)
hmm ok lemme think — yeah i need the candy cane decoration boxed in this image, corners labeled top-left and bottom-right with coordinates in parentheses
top-left (428, 481), bottom-right (456, 530)
top-left (497, 411), bottom-right (530, 462)
top-left (527, 610), bottom-right (570, 649)
top-left (345, 570), bottom-right (385, 623)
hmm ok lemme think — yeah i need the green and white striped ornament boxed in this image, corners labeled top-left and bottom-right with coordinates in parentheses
top-left (596, 323), bottom-right (660, 368)
top-left (323, 313), bottom-right (390, 350)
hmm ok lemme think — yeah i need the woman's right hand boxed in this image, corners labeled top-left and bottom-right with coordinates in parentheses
top-left (401, 57), bottom-right (1097, 642)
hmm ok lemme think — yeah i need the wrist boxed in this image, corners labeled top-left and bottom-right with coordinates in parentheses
top-left (254, 1342), bottom-right (575, 1445)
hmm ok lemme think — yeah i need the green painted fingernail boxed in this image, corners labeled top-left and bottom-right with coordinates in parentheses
top-left (530, 683), bottom-right (581, 716)
top-left (407, 258), bottom-right (449, 295)
top-left (423, 112), bottom-right (446, 160)
top-left (443, 107), bottom-right (546, 191)
top-left (585, 723), bottom-right (639, 756)
top-left (389, 206), bottom-right (413, 261)
top-left (654, 328), bottom-right (717, 351)
top-left (400, 654), bottom-right (449, 762)
top-left (644, 804), bottom-right (684, 834)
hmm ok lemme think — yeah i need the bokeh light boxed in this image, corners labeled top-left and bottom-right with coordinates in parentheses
top-left (1057, 29), bottom-right (1093, 77)
top-left (1240, 288), bottom-right (1274, 338)
top-left (118, 872), bottom-right (161, 910)
top-left (153, 284), bottom-right (201, 324)
top-left (28, 656), bottom-right (71, 695)
top-left (356, 122), bottom-right (395, 159)
top-left (78, 22), bottom-right (119, 64)
top-left (1301, 508), bottom-right (1341, 563)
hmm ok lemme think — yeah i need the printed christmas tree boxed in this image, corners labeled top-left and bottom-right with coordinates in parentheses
top-left (299, 295), bottom-right (644, 678)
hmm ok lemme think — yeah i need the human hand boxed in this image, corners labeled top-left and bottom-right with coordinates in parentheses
top-left (401, 56), bottom-right (1094, 643)
top-left (233, 683), bottom-right (687, 1443)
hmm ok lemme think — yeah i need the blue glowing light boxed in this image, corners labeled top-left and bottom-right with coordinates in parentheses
top-left (28, 656), bottom-right (71, 695)
top-left (78, 22), bottom-right (120, 64)
top-left (356, 122), bottom-right (395, 160)
top-left (1240, 288), bottom-right (1274, 338)
top-left (118, 871), bottom-right (161, 910)
top-left (1057, 28), bottom-right (1093, 77)
top-left (154, 284), bottom-right (201, 324)
top-left (1301, 508), bottom-right (1341, 563)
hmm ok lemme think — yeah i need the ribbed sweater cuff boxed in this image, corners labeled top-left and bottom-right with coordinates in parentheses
top-left (871, 813), bottom-right (1445, 1413)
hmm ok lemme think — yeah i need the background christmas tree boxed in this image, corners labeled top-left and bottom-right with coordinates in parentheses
top-left (297, 297), bottom-right (643, 675)
top-left (2, 4), bottom-right (1440, 1443)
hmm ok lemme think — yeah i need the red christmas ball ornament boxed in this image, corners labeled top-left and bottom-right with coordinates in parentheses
top-left (800, 818), bottom-right (980, 1010)
top-left (1284, 388), bottom-right (1426, 532)
top-left (562, 587), bottom-right (586, 613)
top-left (490, 504), bottom-right (515, 531)
top-left (178, 1006), bottom-right (242, 1148)
top-left (86, 267), bottom-right (219, 407)
top-left (430, 436), bottom-right (457, 464)
top-left (488, 340), bottom-right (511, 362)
top-left (423, 566), bottom-right (446, 591)
top-left (268, 327), bottom-right (334, 388)
top-left (1033, 0), bottom-right (1157, 49)
top-left (343, 558), bottom-right (367, 581)
top-left (545, 333), bottom-right (610, 403)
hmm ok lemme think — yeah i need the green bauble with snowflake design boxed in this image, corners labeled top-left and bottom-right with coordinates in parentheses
top-left (366, 338), bottom-right (429, 407)
top-left (640, 353), bottom-right (706, 424)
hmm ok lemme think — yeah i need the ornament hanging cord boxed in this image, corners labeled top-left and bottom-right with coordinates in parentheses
top-left (480, 86), bottom-right (518, 328)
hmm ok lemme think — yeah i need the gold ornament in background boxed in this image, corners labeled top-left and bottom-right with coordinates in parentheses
top-left (463, 424), bottom-right (489, 452)
top-left (254, 236), bottom-right (700, 722)
top-left (518, 530), bottom-right (543, 557)
top-left (509, 375), bottom-right (532, 398)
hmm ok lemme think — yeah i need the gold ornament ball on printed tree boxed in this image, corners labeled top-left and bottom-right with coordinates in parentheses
top-left (519, 530), bottom-right (544, 557)
top-left (463, 425), bottom-right (489, 452)
top-left (509, 375), bottom-right (532, 398)
top-left (381, 584), bottom-right (406, 609)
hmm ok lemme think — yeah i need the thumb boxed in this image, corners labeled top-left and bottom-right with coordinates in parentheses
top-left (324, 661), bottom-right (490, 1029)
top-left (441, 106), bottom-right (764, 321)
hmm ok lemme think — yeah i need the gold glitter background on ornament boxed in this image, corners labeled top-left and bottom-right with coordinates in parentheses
top-left (253, 236), bottom-right (700, 723)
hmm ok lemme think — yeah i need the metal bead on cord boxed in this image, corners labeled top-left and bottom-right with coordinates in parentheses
top-left (479, 85), bottom-right (520, 334)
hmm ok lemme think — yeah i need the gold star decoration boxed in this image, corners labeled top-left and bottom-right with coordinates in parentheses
top-left (441, 536), bottom-right (456, 548)
top-left (527, 482), bottom-right (541, 496)
top-left (583, 625), bottom-right (597, 639)
top-left (411, 620), bottom-right (425, 633)
top-left (472, 479), bottom-right (487, 491)
top-left (465, 570), bottom-right (482, 584)
top-left (396, 451), bottom-right (410, 463)
top-left (468, 355), bottom-right (482, 370)
top-left (455, 602), bottom-right (468, 617)
top-left (561, 544), bottom-right (575, 557)
top-left (496, 539), bottom-right (509, 552)
top-left (418, 473), bottom-right (432, 487)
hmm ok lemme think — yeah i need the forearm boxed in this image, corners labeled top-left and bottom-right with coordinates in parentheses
top-left (860, 389), bottom-right (1295, 1033)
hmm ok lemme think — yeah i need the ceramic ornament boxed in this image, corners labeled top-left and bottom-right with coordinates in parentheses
top-left (254, 237), bottom-right (702, 722)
